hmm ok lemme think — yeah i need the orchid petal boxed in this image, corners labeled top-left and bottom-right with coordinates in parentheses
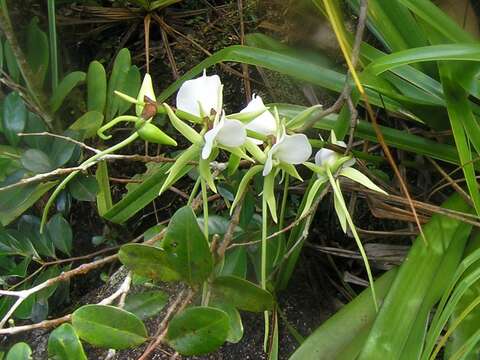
top-left (216, 118), bottom-right (247, 148)
top-left (242, 95), bottom-right (277, 139)
top-left (176, 71), bottom-right (222, 117)
top-left (315, 148), bottom-right (338, 167)
top-left (263, 149), bottom-right (274, 176)
top-left (202, 119), bottom-right (223, 159)
top-left (274, 134), bottom-right (312, 165)
top-left (136, 73), bottom-right (156, 117)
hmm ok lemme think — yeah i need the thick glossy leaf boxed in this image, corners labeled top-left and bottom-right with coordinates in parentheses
top-left (117, 65), bottom-right (141, 116)
top-left (48, 323), bottom-right (87, 360)
top-left (23, 112), bottom-right (49, 151)
top-left (26, 18), bottom-right (49, 88)
top-left (219, 247), bottom-right (247, 278)
top-left (95, 160), bottom-right (112, 216)
top-left (0, 182), bottom-right (57, 226)
top-left (359, 195), bottom-right (473, 359)
top-left (46, 213), bottom-right (72, 256)
top-left (87, 61), bottom-right (107, 114)
top-left (72, 304), bottom-right (147, 350)
top-left (21, 149), bottom-right (53, 173)
top-left (68, 175), bottom-right (98, 202)
top-left (2, 91), bottom-right (27, 146)
top-left (124, 290), bottom-right (168, 320)
top-left (118, 244), bottom-right (181, 281)
top-left (211, 276), bottom-right (274, 312)
top-left (6, 342), bottom-right (32, 360)
top-left (290, 269), bottom-right (398, 360)
top-left (166, 306), bottom-right (229, 356)
top-left (211, 302), bottom-right (244, 344)
top-left (105, 48), bottom-right (131, 121)
top-left (4, 41), bottom-right (19, 82)
top-left (18, 215), bottom-right (56, 258)
top-left (50, 71), bottom-right (86, 113)
top-left (69, 111), bottom-right (104, 139)
top-left (161, 206), bottom-right (213, 285)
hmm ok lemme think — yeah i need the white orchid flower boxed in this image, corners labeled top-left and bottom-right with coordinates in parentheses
top-left (263, 129), bottom-right (312, 176)
top-left (315, 140), bottom-right (355, 170)
top-left (202, 112), bottom-right (246, 159)
top-left (176, 70), bottom-right (222, 118)
top-left (241, 94), bottom-right (276, 144)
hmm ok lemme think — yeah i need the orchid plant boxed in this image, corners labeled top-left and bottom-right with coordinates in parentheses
top-left (38, 70), bottom-right (387, 356)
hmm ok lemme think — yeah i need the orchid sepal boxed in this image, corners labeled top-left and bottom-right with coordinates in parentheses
top-left (244, 140), bottom-right (267, 164)
top-left (226, 108), bottom-right (268, 123)
top-left (199, 156), bottom-right (217, 193)
top-left (218, 145), bottom-right (254, 163)
top-left (299, 177), bottom-right (328, 218)
top-left (263, 170), bottom-right (278, 223)
top-left (176, 109), bottom-right (203, 124)
top-left (160, 144), bottom-right (201, 195)
top-left (286, 104), bottom-right (323, 130)
top-left (339, 167), bottom-right (387, 195)
top-left (164, 103), bottom-right (202, 144)
top-left (279, 163), bottom-right (303, 181)
top-left (114, 91), bottom-right (142, 106)
top-left (230, 165), bottom-right (264, 215)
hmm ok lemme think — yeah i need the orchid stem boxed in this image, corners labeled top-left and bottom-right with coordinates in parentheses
top-left (188, 177), bottom-right (201, 206)
top-left (200, 178), bottom-right (209, 306)
top-left (262, 190), bottom-right (269, 351)
top-left (40, 132), bottom-right (139, 232)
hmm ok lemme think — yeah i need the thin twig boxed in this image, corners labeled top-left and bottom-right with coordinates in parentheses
top-left (18, 132), bottom-right (100, 153)
top-left (139, 288), bottom-right (195, 360)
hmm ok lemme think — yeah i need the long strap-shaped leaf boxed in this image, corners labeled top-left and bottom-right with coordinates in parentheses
top-left (358, 194), bottom-right (472, 360)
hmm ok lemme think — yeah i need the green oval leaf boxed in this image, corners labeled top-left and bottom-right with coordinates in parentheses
top-left (69, 111), bottom-right (104, 140)
top-left (161, 206), bottom-right (213, 285)
top-left (26, 18), bottom-right (49, 88)
top-left (2, 91), bottom-right (27, 146)
top-left (167, 306), bottom-right (229, 356)
top-left (87, 61), bottom-right (107, 114)
top-left (6, 342), bottom-right (32, 360)
top-left (21, 149), bottom-right (53, 174)
top-left (119, 244), bottom-right (182, 282)
top-left (211, 302), bottom-right (244, 344)
top-left (106, 48), bottom-right (131, 121)
top-left (211, 275), bottom-right (274, 312)
top-left (72, 304), bottom-right (147, 350)
top-left (124, 290), bottom-right (168, 320)
top-left (68, 175), bottom-right (98, 202)
top-left (48, 323), bottom-right (87, 360)
top-left (46, 213), bottom-right (72, 256)
top-left (4, 41), bottom-right (20, 83)
top-left (50, 71), bottom-right (86, 113)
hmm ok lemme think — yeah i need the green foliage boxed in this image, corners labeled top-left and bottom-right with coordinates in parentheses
top-left (124, 290), bottom-right (168, 320)
top-left (48, 324), bottom-right (87, 360)
top-left (71, 305), bottom-right (147, 349)
top-left (210, 276), bottom-right (274, 312)
top-left (6, 343), bottom-right (32, 360)
top-left (166, 306), bottom-right (230, 355)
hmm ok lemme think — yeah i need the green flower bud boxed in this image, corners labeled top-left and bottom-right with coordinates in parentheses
top-left (135, 121), bottom-right (177, 146)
